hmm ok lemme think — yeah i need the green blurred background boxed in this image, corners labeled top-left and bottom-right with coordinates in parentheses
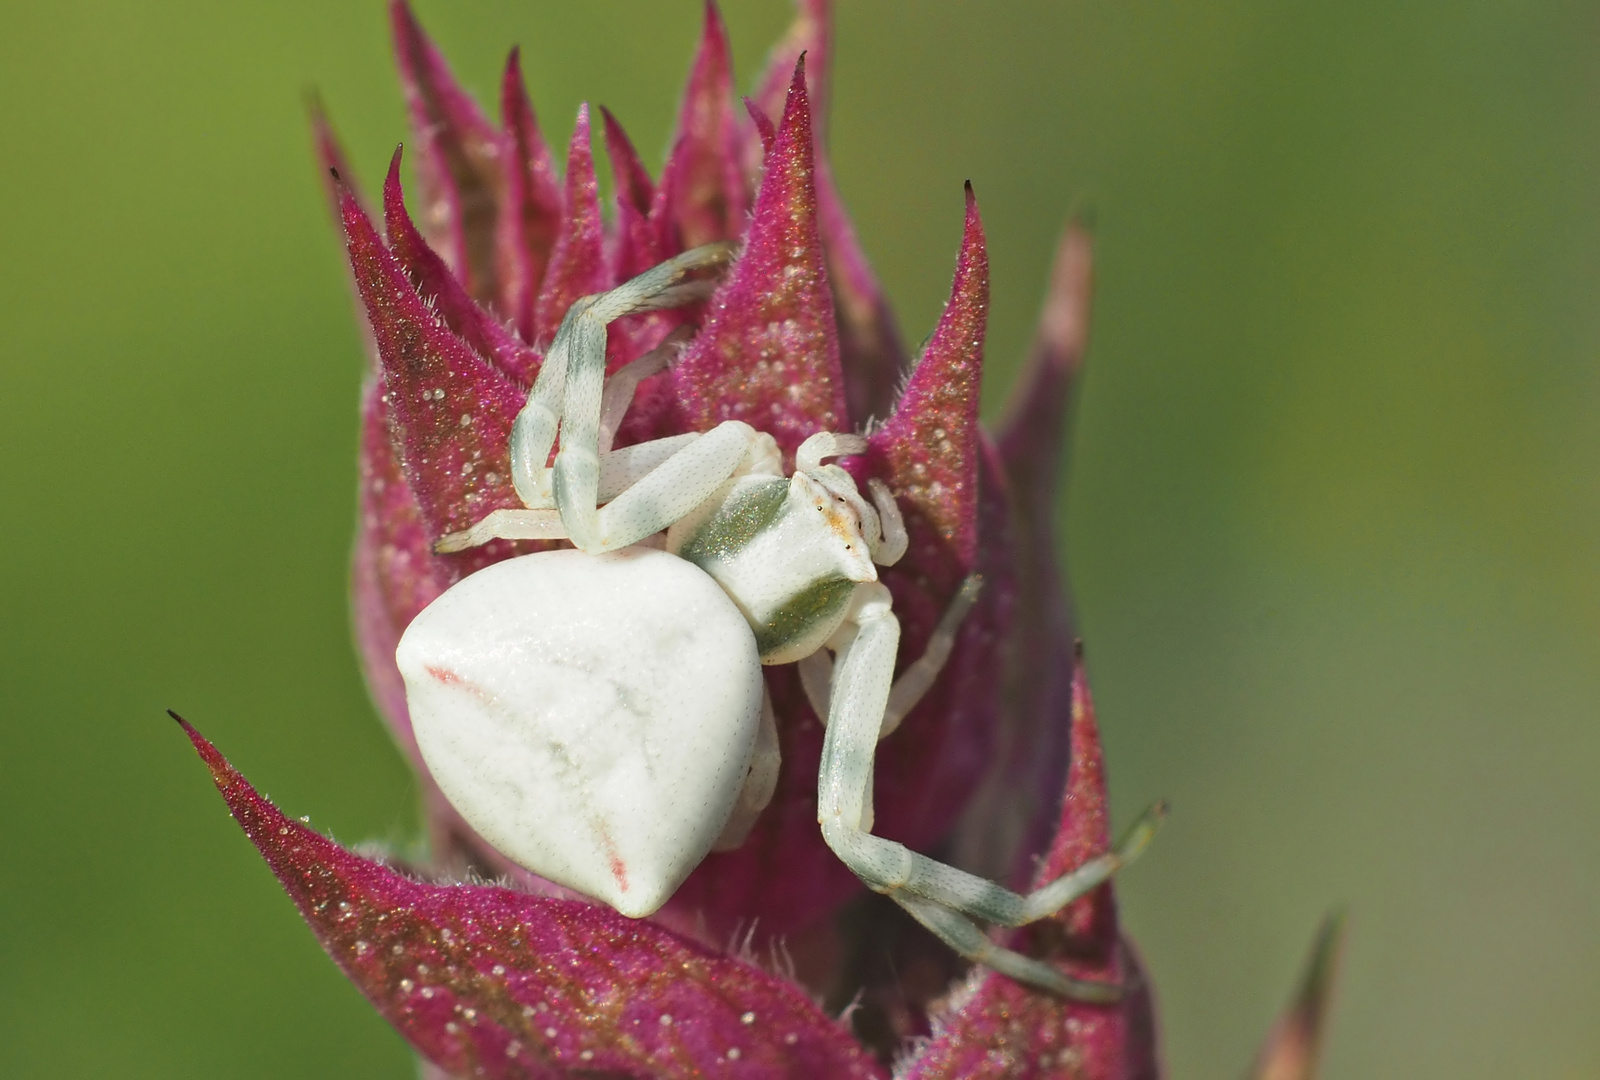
top-left (3, 0), bottom-right (1597, 1075)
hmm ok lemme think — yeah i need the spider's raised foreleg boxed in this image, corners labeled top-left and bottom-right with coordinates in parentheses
top-left (510, 327), bottom-right (693, 515)
top-left (506, 242), bottom-right (736, 547)
top-left (814, 582), bottom-right (1165, 999)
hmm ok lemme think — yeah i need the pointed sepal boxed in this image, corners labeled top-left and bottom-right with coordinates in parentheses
top-left (865, 183), bottom-right (987, 576)
top-left (308, 94), bottom-right (363, 223)
top-left (531, 106), bottom-right (607, 346)
top-left (672, 58), bottom-right (846, 455)
top-left (743, 97), bottom-right (776, 159)
top-left (384, 149), bottom-right (539, 385)
top-left (389, 0), bottom-right (506, 302)
top-left (997, 221), bottom-right (1092, 519)
top-left (339, 180), bottom-right (525, 541)
top-left (602, 106), bottom-right (666, 282)
top-left (308, 99), bottom-right (382, 378)
top-left (745, 0), bottom-right (830, 151)
top-left (949, 222), bottom-right (1093, 886)
top-left (743, 0), bottom-right (905, 425)
top-left (900, 659), bottom-right (1161, 1080)
top-left (175, 717), bottom-right (887, 1080)
top-left (497, 49), bottom-right (563, 343)
top-left (655, 1), bottom-right (747, 252)
top-left (1249, 913), bottom-right (1348, 1080)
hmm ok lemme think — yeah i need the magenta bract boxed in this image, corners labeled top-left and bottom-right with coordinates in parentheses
top-left (903, 664), bottom-right (1158, 1080)
top-left (187, 0), bottom-right (1175, 1074)
top-left (671, 56), bottom-right (845, 451)
top-left (498, 49), bottom-right (562, 345)
top-left (176, 717), bottom-right (884, 1080)
top-left (658, 1), bottom-right (747, 253)
top-left (1248, 913), bottom-right (1348, 1080)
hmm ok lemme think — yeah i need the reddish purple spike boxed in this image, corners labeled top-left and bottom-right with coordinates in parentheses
top-left (900, 661), bottom-right (1160, 1080)
top-left (997, 222), bottom-right (1092, 521)
top-left (745, 0), bottom-right (830, 155)
top-left (741, 0), bottom-right (904, 425)
top-left (597, 106), bottom-right (693, 394)
top-left (383, 149), bottom-right (540, 385)
top-left (308, 94), bottom-right (363, 222)
top-left (390, 0), bottom-right (506, 302)
top-left (602, 106), bottom-right (666, 282)
top-left (602, 107), bottom-right (656, 218)
top-left (949, 223), bottom-right (1093, 888)
top-left (743, 97), bottom-right (776, 159)
top-left (1249, 914), bottom-right (1348, 1080)
top-left (531, 106), bottom-right (607, 346)
top-left (864, 183), bottom-right (987, 575)
top-left (352, 381), bottom-right (448, 761)
top-left (497, 49), bottom-right (563, 343)
top-left (1045, 660), bottom-right (1123, 943)
top-left (817, 159), bottom-right (907, 426)
top-left (307, 97), bottom-right (384, 383)
top-left (655, 1), bottom-right (747, 252)
top-left (176, 718), bottom-right (888, 1080)
top-left (671, 58), bottom-right (846, 455)
top-left (339, 181), bottom-right (526, 540)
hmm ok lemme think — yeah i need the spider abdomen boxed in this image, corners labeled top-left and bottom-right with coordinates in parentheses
top-left (396, 546), bottom-right (764, 917)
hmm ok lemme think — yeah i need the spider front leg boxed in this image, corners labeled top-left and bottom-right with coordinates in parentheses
top-left (815, 583), bottom-right (1167, 1000)
top-left (437, 421), bottom-right (771, 554)
top-left (506, 242), bottom-right (736, 550)
top-left (510, 326), bottom-right (693, 512)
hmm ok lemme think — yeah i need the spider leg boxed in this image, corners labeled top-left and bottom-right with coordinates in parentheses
top-left (508, 242), bottom-right (736, 529)
top-left (797, 575), bottom-right (983, 739)
top-left (435, 436), bottom-right (704, 553)
top-left (443, 422), bottom-right (762, 555)
top-left (815, 582), bottom-right (1166, 998)
top-left (518, 329), bottom-right (691, 513)
top-left (713, 690), bottom-right (782, 852)
top-left (891, 892), bottom-right (1124, 1003)
top-left (580, 420), bottom-right (765, 553)
top-left (434, 508), bottom-right (568, 552)
top-left (879, 574), bottom-right (981, 738)
top-left (865, 479), bottom-right (907, 566)
top-left (795, 431), bottom-right (868, 472)
top-left (597, 328), bottom-right (689, 454)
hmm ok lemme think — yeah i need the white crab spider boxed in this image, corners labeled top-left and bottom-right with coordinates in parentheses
top-left (395, 244), bottom-right (1162, 1000)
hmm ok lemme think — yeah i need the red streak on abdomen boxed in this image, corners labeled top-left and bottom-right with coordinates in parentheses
top-left (597, 828), bottom-right (629, 893)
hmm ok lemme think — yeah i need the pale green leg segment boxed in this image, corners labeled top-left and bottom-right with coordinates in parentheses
top-left (508, 243), bottom-right (736, 533)
top-left (799, 574), bottom-right (983, 740)
top-left (439, 425), bottom-right (758, 555)
top-left (575, 421), bottom-right (758, 553)
top-left (816, 584), bottom-right (1166, 1000)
